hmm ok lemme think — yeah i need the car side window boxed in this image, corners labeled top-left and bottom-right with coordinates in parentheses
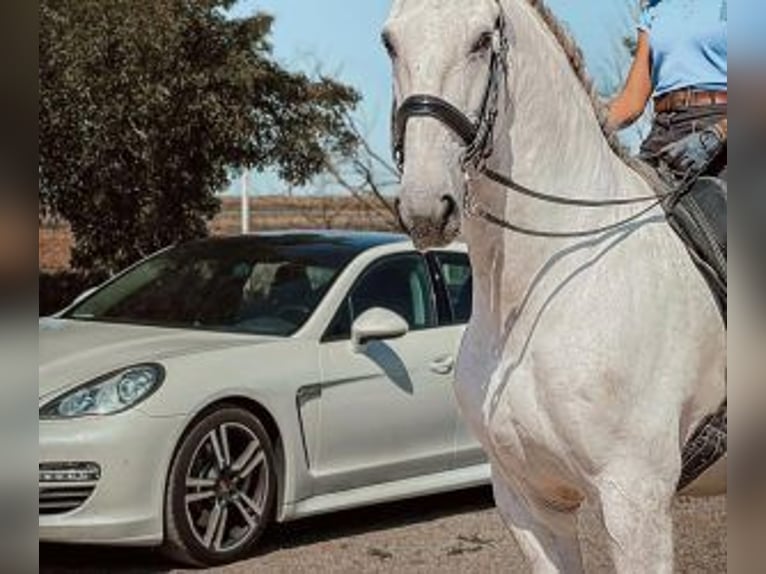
top-left (433, 252), bottom-right (472, 324)
top-left (324, 254), bottom-right (436, 341)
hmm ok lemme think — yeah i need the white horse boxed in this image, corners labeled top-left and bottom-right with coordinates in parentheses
top-left (384, 0), bottom-right (726, 572)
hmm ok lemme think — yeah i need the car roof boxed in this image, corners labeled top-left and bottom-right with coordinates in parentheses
top-left (183, 230), bottom-right (409, 257)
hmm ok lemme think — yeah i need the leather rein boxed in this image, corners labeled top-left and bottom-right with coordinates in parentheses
top-left (391, 11), bottom-right (669, 239)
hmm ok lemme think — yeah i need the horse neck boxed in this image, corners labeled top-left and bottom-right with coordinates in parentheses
top-left (500, 0), bottom-right (645, 201)
top-left (464, 0), bottom-right (659, 338)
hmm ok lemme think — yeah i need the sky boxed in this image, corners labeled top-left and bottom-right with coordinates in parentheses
top-left (225, 0), bottom-right (643, 195)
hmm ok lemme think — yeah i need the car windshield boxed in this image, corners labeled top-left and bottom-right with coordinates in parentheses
top-left (65, 237), bottom-right (358, 336)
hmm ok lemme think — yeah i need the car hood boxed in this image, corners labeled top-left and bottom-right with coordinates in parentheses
top-left (39, 318), bottom-right (278, 400)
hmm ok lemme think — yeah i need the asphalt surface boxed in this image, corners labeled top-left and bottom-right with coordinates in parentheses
top-left (40, 488), bottom-right (725, 573)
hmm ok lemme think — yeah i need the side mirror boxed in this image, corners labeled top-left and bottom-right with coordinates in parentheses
top-left (351, 307), bottom-right (409, 352)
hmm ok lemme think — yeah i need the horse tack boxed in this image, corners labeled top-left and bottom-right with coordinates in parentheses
top-left (392, 12), bottom-right (508, 173)
top-left (389, 3), bottom-right (726, 570)
top-left (390, 3), bottom-right (677, 239)
top-left (390, 0), bottom-right (726, 492)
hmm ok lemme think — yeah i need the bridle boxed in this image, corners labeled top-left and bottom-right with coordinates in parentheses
top-left (390, 6), bottom-right (670, 239)
top-left (392, 14), bottom-right (509, 176)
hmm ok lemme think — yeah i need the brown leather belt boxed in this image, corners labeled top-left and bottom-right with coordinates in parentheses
top-left (654, 89), bottom-right (727, 113)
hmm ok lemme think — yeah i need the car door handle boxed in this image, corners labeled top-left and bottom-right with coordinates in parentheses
top-left (429, 356), bottom-right (455, 375)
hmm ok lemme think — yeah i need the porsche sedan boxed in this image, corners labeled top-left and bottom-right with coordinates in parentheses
top-left (39, 231), bottom-right (488, 566)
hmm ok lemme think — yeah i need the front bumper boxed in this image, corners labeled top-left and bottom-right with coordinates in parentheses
top-left (39, 410), bottom-right (186, 546)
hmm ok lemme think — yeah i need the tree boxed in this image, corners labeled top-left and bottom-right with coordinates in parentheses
top-left (40, 0), bottom-right (360, 272)
top-left (314, 111), bottom-right (401, 230)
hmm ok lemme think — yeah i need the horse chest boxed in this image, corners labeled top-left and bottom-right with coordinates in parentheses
top-left (455, 333), bottom-right (585, 489)
top-left (456, 344), bottom-right (553, 457)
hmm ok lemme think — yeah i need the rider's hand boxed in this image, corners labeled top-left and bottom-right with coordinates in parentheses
top-left (659, 123), bottom-right (726, 178)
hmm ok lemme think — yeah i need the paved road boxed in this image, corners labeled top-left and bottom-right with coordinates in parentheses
top-left (41, 488), bottom-right (725, 573)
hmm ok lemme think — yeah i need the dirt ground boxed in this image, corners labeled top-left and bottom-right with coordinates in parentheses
top-left (40, 487), bottom-right (725, 574)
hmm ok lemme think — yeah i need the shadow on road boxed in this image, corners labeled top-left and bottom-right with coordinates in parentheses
top-left (40, 486), bottom-right (495, 573)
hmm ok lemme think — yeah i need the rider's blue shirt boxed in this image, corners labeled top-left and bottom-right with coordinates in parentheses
top-left (639, 0), bottom-right (728, 96)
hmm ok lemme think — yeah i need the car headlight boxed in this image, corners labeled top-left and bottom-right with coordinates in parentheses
top-left (40, 363), bottom-right (165, 419)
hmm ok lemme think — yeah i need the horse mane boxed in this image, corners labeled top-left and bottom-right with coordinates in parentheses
top-left (525, 0), bottom-right (631, 162)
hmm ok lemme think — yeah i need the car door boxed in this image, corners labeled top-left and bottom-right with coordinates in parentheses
top-left (428, 250), bottom-right (487, 469)
top-left (305, 252), bottom-right (460, 495)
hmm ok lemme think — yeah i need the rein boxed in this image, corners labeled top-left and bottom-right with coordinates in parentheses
top-left (391, 5), bottom-right (672, 238)
top-left (465, 193), bottom-right (663, 239)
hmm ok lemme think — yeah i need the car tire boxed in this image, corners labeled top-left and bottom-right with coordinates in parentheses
top-left (162, 405), bottom-right (277, 566)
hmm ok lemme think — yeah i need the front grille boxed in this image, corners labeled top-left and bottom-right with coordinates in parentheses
top-left (39, 462), bottom-right (100, 516)
top-left (39, 483), bottom-right (97, 515)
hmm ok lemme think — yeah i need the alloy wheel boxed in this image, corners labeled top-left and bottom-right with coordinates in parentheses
top-left (183, 422), bottom-right (269, 553)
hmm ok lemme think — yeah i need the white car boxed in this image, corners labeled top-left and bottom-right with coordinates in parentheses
top-left (39, 231), bottom-right (489, 566)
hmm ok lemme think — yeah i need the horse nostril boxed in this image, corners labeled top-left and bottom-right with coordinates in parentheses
top-left (439, 195), bottom-right (457, 225)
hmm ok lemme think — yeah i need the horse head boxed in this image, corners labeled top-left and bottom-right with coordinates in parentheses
top-left (385, 0), bottom-right (508, 249)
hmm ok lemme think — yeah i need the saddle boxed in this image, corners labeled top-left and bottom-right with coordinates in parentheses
top-left (659, 163), bottom-right (728, 491)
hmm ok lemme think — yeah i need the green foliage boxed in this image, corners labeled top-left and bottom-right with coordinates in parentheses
top-left (40, 0), bottom-right (359, 272)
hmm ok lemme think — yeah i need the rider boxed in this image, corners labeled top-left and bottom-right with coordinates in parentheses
top-left (607, 0), bottom-right (727, 184)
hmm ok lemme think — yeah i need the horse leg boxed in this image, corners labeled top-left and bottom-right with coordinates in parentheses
top-left (595, 468), bottom-right (676, 574)
top-left (491, 466), bottom-right (584, 574)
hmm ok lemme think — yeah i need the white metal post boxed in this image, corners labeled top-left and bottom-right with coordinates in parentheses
top-left (241, 170), bottom-right (250, 235)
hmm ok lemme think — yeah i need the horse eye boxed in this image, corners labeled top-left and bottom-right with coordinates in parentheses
top-left (470, 32), bottom-right (493, 55)
top-left (381, 32), bottom-right (397, 59)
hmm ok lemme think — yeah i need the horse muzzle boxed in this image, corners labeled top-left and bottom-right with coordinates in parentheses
top-left (395, 194), bottom-right (460, 249)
